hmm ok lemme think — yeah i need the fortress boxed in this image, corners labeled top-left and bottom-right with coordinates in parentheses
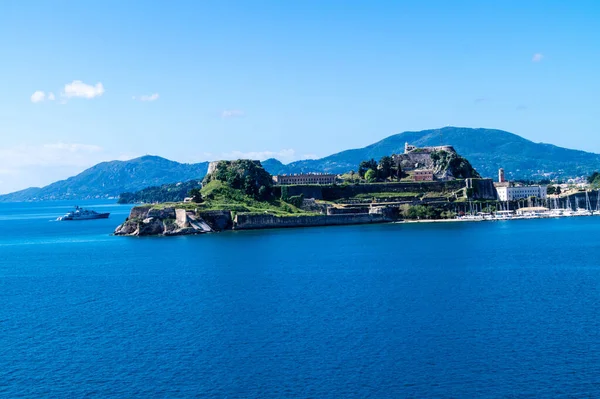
top-left (404, 142), bottom-right (455, 154)
top-left (391, 143), bottom-right (458, 180)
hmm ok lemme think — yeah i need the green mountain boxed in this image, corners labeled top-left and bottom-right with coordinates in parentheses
top-left (0, 155), bottom-right (209, 202)
top-left (118, 180), bottom-right (203, 204)
top-left (264, 127), bottom-right (600, 180)
top-left (3, 127), bottom-right (599, 202)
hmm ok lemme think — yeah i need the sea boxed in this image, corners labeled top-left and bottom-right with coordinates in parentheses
top-left (2, 200), bottom-right (600, 398)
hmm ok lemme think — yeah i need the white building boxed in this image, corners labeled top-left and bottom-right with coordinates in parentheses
top-left (496, 185), bottom-right (547, 201)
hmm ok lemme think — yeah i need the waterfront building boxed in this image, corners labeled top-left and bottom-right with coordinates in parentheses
top-left (413, 169), bottom-right (434, 182)
top-left (496, 185), bottom-right (547, 201)
top-left (494, 167), bottom-right (547, 201)
top-left (273, 173), bottom-right (337, 185)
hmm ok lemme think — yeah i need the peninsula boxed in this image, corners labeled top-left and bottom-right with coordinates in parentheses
top-left (114, 145), bottom-right (497, 236)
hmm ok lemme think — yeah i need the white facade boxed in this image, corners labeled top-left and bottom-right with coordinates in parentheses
top-left (496, 185), bottom-right (547, 201)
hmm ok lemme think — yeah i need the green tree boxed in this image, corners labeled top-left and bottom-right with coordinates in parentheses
top-left (358, 159), bottom-right (378, 178)
top-left (379, 156), bottom-right (393, 180)
top-left (258, 185), bottom-right (268, 200)
top-left (286, 194), bottom-right (304, 208)
top-left (365, 169), bottom-right (377, 182)
top-left (555, 186), bottom-right (561, 195)
top-left (189, 188), bottom-right (203, 203)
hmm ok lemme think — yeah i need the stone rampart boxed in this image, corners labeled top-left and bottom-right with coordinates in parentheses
top-left (233, 213), bottom-right (390, 230)
top-left (283, 181), bottom-right (465, 201)
top-left (128, 205), bottom-right (152, 220)
top-left (198, 210), bottom-right (233, 231)
top-left (465, 178), bottom-right (498, 200)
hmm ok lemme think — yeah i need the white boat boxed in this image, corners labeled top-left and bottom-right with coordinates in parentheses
top-left (57, 206), bottom-right (110, 221)
top-left (574, 208), bottom-right (593, 217)
top-left (494, 210), bottom-right (514, 220)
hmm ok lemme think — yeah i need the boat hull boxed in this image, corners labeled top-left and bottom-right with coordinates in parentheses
top-left (59, 213), bottom-right (110, 221)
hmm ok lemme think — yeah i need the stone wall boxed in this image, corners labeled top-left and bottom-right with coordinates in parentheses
top-left (233, 213), bottom-right (391, 230)
top-left (283, 180), bottom-right (465, 201)
top-left (198, 210), bottom-right (233, 231)
top-left (129, 205), bottom-right (152, 220)
top-left (465, 178), bottom-right (498, 200)
top-left (327, 206), bottom-right (369, 215)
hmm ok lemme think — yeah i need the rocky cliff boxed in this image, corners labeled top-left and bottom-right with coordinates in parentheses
top-left (115, 205), bottom-right (392, 236)
top-left (114, 207), bottom-right (232, 236)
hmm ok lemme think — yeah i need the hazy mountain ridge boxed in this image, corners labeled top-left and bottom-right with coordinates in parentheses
top-left (0, 156), bottom-right (209, 202)
top-left (264, 127), bottom-right (600, 179)
top-left (2, 127), bottom-right (600, 202)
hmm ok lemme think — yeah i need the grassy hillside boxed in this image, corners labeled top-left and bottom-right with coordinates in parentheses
top-left (196, 180), bottom-right (309, 216)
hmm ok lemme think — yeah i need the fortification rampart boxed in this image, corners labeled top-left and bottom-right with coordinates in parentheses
top-left (233, 213), bottom-right (390, 230)
top-left (283, 180), bottom-right (466, 201)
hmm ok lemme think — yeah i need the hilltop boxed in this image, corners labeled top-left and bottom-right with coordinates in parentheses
top-left (4, 127), bottom-right (600, 202)
top-left (264, 127), bottom-right (600, 179)
top-left (0, 156), bottom-right (209, 202)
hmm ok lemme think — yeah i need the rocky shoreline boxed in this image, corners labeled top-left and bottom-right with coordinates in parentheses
top-left (114, 205), bottom-right (393, 236)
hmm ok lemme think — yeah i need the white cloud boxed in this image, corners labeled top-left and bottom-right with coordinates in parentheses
top-left (31, 91), bottom-right (46, 103)
top-left (47, 92), bottom-right (55, 101)
top-left (63, 80), bottom-right (105, 99)
top-left (221, 109), bottom-right (244, 118)
top-left (140, 93), bottom-right (159, 102)
top-left (532, 53), bottom-right (544, 62)
top-left (0, 142), bottom-right (140, 194)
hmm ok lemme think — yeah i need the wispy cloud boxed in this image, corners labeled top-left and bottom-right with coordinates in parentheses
top-left (30, 91), bottom-right (46, 103)
top-left (221, 109), bottom-right (244, 118)
top-left (532, 53), bottom-right (544, 62)
top-left (43, 143), bottom-right (103, 153)
top-left (133, 93), bottom-right (159, 102)
top-left (221, 149), bottom-right (297, 162)
top-left (0, 143), bottom-right (105, 169)
top-left (63, 80), bottom-right (105, 99)
top-left (0, 142), bottom-right (139, 194)
top-left (31, 81), bottom-right (103, 104)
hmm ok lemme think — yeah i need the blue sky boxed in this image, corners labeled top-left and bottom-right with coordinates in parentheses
top-left (1, 0), bottom-right (599, 193)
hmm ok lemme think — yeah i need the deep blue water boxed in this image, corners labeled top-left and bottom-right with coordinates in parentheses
top-left (2, 201), bottom-right (600, 397)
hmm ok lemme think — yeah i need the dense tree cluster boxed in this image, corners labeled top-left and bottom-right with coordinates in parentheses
top-left (118, 180), bottom-right (202, 204)
top-left (203, 160), bottom-right (273, 200)
top-left (357, 156), bottom-right (403, 182)
top-left (546, 186), bottom-right (562, 195)
top-left (404, 205), bottom-right (455, 220)
top-left (588, 172), bottom-right (600, 186)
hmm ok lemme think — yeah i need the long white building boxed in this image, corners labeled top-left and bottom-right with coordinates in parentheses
top-left (496, 185), bottom-right (547, 201)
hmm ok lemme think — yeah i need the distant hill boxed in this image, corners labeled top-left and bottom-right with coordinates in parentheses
top-left (0, 155), bottom-right (209, 202)
top-left (4, 127), bottom-right (600, 202)
top-left (263, 127), bottom-right (600, 180)
top-left (118, 180), bottom-right (203, 204)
